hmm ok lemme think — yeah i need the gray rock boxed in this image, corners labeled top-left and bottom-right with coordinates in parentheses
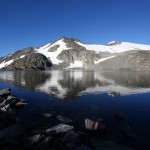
top-left (61, 131), bottom-right (80, 144)
top-left (24, 134), bottom-right (44, 147)
top-left (46, 123), bottom-right (74, 135)
top-left (57, 115), bottom-right (72, 123)
top-left (106, 41), bottom-right (121, 46)
top-left (48, 45), bottom-right (60, 52)
top-left (39, 113), bottom-right (53, 118)
top-left (32, 136), bottom-right (51, 150)
top-left (3, 53), bottom-right (52, 70)
top-left (15, 101), bottom-right (28, 108)
top-left (0, 104), bottom-right (11, 112)
top-left (95, 50), bottom-right (150, 70)
top-left (57, 49), bottom-right (101, 68)
top-left (0, 88), bottom-right (11, 96)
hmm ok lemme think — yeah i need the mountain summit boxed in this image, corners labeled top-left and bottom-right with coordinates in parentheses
top-left (1, 37), bottom-right (150, 70)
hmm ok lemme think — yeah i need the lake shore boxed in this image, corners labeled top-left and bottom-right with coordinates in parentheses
top-left (0, 88), bottom-right (141, 150)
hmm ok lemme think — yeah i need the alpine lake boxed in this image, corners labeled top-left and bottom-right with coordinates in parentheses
top-left (0, 69), bottom-right (150, 150)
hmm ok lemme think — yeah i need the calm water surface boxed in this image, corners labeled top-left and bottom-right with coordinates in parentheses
top-left (0, 70), bottom-right (150, 150)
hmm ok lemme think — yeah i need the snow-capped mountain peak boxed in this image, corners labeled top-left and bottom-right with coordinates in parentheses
top-left (107, 41), bottom-right (121, 46)
top-left (1, 37), bottom-right (150, 70)
top-left (36, 38), bottom-right (70, 64)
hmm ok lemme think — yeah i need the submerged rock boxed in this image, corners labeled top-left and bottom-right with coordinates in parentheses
top-left (32, 136), bottom-right (51, 150)
top-left (15, 101), bottom-right (28, 108)
top-left (57, 115), bottom-right (72, 123)
top-left (24, 134), bottom-right (45, 147)
top-left (120, 126), bottom-right (136, 140)
top-left (40, 113), bottom-right (53, 118)
top-left (113, 112), bottom-right (125, 121)
top-left (62, 131), bottom-right (80, 144)
top-left (46, 123), bottom-right (74, 135)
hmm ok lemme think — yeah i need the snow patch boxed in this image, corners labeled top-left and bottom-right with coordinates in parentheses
top-left (20, 55), bottom-right (25, 59)
top-left (76, 41), bottom-right (150, 53)
top-left (36, 39), bottom-right (70, 64)
top-left (95, 55), bottom-right (116, 64)
top-left (68, 61), bottom-right (83, 68)
top-left (0, 60), bottom-right (14, 69)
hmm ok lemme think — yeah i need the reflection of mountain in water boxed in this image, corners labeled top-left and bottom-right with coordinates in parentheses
top-left (0, 71), bottom-right (51, 91)
top-left (0, 70), bottom-right (150, 99)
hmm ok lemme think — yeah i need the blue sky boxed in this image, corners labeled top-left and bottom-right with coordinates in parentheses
top-left (0, 0), bottom-right (150, 57)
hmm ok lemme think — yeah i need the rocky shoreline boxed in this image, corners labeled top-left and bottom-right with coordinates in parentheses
top-left (0, 88), bottom-right (137, 150)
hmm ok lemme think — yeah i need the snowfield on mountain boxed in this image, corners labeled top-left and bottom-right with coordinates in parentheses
top-left (1, 37), bottom-right (150, 70)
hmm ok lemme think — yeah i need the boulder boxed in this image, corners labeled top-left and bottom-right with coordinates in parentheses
top-left (46, 123), bottom-right (74, 135)
top-left (61, 131), bottom-right (80, 144)
top-left (85, 118), bottom-right (106, 133)
top-left (24, 134), bottom-right (44, 147)
top-left (32, 136), bottom-right (51, 150)
top-left (0, 88), bottom-right (11, 96)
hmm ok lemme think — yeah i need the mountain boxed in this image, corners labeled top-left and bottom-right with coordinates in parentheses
top-left (1, 36), bottom-right (150, 70)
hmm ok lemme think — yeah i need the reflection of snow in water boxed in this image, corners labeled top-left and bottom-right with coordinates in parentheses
top-left (70, 71), bottom-right (83, 80)
top-left (36, 71), bottom-right (67, 99)
top-left (81, 85), bottom-right (150, 96)
top-left (0, 71), bottom-right (15, 81)
top-left (35, 70), bottom-right (150, 99)
top-left (0, 70), bottom-right (150, 99)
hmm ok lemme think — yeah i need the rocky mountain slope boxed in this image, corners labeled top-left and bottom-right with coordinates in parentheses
top-left (1, 36), bottom-right (150, 70)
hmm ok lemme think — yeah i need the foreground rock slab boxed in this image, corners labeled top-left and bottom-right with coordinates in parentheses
top-left (46, 123), bottom-right (74, 135)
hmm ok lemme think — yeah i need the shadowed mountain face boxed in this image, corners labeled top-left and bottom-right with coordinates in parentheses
top-left (3, 53), bottom-right (52, 70)
top-left (0, 70), bottom-right (150, 99)
top-left (1, 37), bottom-right (150, 70)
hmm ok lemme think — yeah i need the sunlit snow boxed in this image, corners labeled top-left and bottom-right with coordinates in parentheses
top-left (76, 41), bottom-right (150, 53)
top-left (0, 60), bottom-right (14, 69)
top-left (36, 39), bottom-right (70, 64)
top-left (95, 55), bottom-right (116, 64)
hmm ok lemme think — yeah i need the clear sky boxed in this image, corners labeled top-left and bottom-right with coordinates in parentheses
top-left (0, 0), bottom-right (150, 57)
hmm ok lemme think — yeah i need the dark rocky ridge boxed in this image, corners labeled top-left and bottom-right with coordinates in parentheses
top-left (3, 53), bottom-right (52, 70)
